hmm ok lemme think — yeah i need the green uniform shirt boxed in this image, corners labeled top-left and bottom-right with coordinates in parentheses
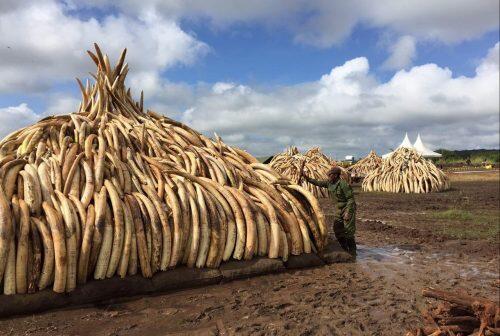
top-left (306, 177), bottom-right (356, 238)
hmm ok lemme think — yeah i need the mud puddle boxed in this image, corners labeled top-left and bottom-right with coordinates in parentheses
top-left (357, 244), bottom-right (418, 263)
top-left (356, 244), bottom-right (498, 291)
top-left (0, 244), bottom-right (496, 336)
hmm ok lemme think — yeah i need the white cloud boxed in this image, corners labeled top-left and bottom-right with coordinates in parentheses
top-left (364, 0), bottom-right (499, 43)
top-left (0, 95), bottom-right (80, 139)
top-left (212, 82), bottom-right (236, 94)
top-left (0, 104), bottom-right (40, 138)
top-left (293, 0), bottom-right (498, 47)
top-left (382, 35), bottom-right (417, 70)
top-left (0, 1), bottom-right (498, 157)
top-left (0, 0), bottom-right (207, 93)
top-left (223, 133), bottom-right (245, 142)
top-left (477, 41), bottom-right (499, 74)
top-left (290, 1), bottom-right (363, 48)
top-left (0, 43), bottom-right (498, 157)
top-left (75, 0), bottom-right (499, 47)
top-left (44, 95), bottom-right (81, 115)
top-left (0, 0), bottom-right (496, 97)
top-left (175, 43), bottom-right (499, 157)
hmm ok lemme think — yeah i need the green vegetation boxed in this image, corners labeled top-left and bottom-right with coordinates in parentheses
top-left (435, 149), bottom-right (499, 164)
top-left (427, 209), bottom-right (499, 240)
top-left (430, 209), bottom-right (474, 221)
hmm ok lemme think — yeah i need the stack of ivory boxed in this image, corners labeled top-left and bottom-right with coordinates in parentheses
top-left (304, 148), bottom-right (351, 184)
top-left (362, 148), bottom-right (449, 193)
top-left (304, 148), bottom-right (334, 171)
top-left (347, 150), bottom-right (382, 178)
top-left (0, 44), bottom-right (327, 295)
top-left (269, 147), bottom-right (349, 198)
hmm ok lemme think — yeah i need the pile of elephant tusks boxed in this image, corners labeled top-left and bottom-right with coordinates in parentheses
top-left (269, 146), bottom-right (350, 198)
top-left (347, 150), bottom-right (382, 179)
top-left (0, 44), bottom-right (328, 295)
top-left (362, 148), bottom-right (449, 193)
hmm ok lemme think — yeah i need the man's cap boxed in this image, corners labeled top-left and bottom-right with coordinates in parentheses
top-left (328, 166), bottom-right (342, 176)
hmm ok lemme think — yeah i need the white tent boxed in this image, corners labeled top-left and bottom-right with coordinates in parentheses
top-left (413, 134), bottom-right (442, 158)
top-left (383, 133), bottom-right (442, 159)
top-left (382, 133), bottom-right (414, 159)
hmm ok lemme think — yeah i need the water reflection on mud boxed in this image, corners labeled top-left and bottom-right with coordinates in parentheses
top-left (355, 244), bottom-right (498, 288)
top-left (357, 245), bottom-right (417, 263)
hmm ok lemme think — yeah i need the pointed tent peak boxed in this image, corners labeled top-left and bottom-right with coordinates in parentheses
top-left (383, 133), bottom-right (414, 159)
top-left (412, 134), bottom-right (442, 158)
top-left (413, 133), bottom-right (425, 149)
top-left (382, 151), bottom-right (391, 159)
top-left (399, 132), bottom-right (414, 149)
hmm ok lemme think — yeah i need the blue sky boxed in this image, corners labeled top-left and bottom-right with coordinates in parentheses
top-left (0, 1), bottom-right (498, 158)
top-left (167, 23), bottom-right (498, 85)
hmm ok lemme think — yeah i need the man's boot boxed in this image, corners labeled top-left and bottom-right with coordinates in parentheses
top-left (337, 237), bottom-right (348, 251)
top-left (345, 237), bottom-right (357, 256)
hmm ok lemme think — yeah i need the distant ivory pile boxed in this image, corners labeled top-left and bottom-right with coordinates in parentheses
top-left (347, 150), bottom-right (382, 178)
top-left (269, 147), bottom-right (348, 198)
top-left (0, 45), bottom-right (327, 295)
top-left (362, 148), bottom-right (449, 193)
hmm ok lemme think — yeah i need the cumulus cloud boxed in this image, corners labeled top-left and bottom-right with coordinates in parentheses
top-left (0, 0), bottom-right (207, 93)
top-left (0, 1), bottom-right (498, 158)
top-left (0, 104), bottom-right (40, 138)
top-left (364, 0), bottom-right (499, 43)
top-left (177, 43), bottom-right (499, 157)
top-left (0, 43), bottom-right (497, 157)
top-left (74, 0), bottom-right (499, 47)
top-left (297, 0), bottom-right (499, 46)
top-left (0, 0), bottom-right (497, 97)
top-left (212, 82), bottom-right (236, 94)
top-left (44, 95), bottom-right (81, 115)
top-left (0, 94), bottom-right (82, 139)
top-left (382, 35), bottom-right (417, 70)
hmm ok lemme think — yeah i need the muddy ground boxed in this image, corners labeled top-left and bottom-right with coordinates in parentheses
top-left (0, 171), bottom-right (498, 336)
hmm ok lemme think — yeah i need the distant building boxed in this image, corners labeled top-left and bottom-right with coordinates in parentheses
top-left (344, 155), bottom-right (355, 163)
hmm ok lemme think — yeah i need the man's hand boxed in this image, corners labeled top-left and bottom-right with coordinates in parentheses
top-left (343, 211), bottom-right (352, 222)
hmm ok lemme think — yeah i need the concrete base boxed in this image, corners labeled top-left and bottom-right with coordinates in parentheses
top-left (0, 240), bottom-right (352, 318)
top-left (219, 257), bottom-right (285, 281)
top-left (285, 253), bottom-right (325, 269)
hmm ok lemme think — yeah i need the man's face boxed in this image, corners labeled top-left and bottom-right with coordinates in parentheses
top-left (328, 173), bottom-right (340, 183)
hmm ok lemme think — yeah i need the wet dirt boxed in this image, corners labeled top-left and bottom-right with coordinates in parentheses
top-left (0, 177), bottom-right (498, 336)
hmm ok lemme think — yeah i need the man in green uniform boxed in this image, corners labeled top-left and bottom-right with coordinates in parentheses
top-left (302, 167), bottom-right (357, 255)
